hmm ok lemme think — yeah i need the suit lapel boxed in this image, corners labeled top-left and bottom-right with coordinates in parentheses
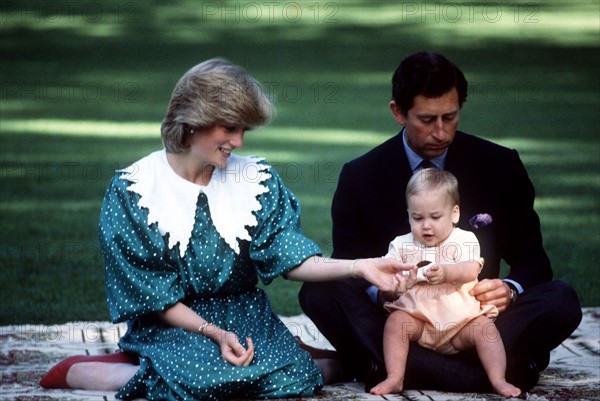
top-left (445, 132), bottom-right (482, 228)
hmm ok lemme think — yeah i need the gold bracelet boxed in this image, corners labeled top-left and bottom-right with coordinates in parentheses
top-left (349, 259), bottom-right (359, 279)
top-left (199, 322), bottom-right (212, 334)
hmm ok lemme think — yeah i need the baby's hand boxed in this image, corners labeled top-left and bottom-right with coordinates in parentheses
top-left (424, 263), bottom-right (446, 285)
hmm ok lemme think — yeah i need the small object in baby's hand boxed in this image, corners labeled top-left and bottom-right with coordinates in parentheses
top-left (416, 261), bottom-right (432, 281)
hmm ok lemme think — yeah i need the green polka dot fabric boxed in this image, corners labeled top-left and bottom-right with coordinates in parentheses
top-left (99, 152), bottom-right (323, 400)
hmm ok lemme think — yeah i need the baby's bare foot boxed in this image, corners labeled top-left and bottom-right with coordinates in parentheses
top-left (493, 380), bottom-right (521, 398)
top-left (369, 376), bottom-right (404, 395)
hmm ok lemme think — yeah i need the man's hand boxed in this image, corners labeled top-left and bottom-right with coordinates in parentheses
top-left (469, 278), bottom-right (512, 313)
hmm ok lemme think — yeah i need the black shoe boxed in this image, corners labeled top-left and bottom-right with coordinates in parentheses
top-left (533, 352), bottom-right (550, 371)
top-left (364, 358), bottom-right (387, 393)
top-left (506, 355), bottom-right (541, 392)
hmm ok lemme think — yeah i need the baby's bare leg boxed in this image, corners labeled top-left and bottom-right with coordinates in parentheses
top-left (452, 316), bottom-right (521, 397)
top-left (370, 311), bottom-right (424, 395)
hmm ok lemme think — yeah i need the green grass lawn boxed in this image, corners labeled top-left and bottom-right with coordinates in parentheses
top-left (1, 1), bottom-right (599, 324)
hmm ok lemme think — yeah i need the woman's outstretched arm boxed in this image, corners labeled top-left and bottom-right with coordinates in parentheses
top-left (285, 256), bottom-right (411, 293)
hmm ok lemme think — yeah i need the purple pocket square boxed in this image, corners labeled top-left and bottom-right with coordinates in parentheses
top-left (469, 213), bottom-right (493, 229)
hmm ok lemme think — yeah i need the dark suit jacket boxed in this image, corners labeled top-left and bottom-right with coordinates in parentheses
top-left (331, 131), bottom-right (552, 290)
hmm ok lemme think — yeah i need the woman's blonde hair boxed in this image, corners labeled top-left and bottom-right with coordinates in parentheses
top-left (406, 168), bottom-right (460, 206)
top-left (161, 58), bottom-right (273, 153)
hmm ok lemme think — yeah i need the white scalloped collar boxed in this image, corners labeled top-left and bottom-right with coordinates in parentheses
top-left (118, 150), bottom-right (271, 257)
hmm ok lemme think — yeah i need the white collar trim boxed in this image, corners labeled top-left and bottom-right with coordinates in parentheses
top-left (118, 150), bottom-right (271, 257)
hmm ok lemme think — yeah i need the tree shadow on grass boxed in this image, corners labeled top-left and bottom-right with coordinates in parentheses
top-left (1, 1), bottom-right (598, 322)
top-left (2, 1), bottom-right (598, 135)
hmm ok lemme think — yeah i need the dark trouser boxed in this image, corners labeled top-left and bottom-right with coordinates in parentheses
top-left (298, 279), bottom-right (581, 392)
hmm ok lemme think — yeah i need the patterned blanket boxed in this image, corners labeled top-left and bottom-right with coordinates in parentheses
top-left (1, 309), bottom-right (598, 401)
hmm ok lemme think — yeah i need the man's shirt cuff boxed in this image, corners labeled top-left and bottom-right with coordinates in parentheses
top-left (503, 278), bottom-right (524, 294)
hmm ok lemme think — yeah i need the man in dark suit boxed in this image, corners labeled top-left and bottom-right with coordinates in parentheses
top-left (299, 51), bottom-right (581, 392)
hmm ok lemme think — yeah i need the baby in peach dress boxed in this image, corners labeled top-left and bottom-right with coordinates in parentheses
top-left (370, 169), bottom-right (520, 398)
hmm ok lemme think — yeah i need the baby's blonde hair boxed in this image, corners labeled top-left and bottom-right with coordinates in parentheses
top-left (406, 168), bottom-right (460, 206)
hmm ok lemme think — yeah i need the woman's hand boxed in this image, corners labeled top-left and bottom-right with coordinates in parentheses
top-left (157, 303), bottom-right (255, 365)
top-left (218, 331), bottom-right (255, 366)
top-left (355, 257), bottom-right (413, 293)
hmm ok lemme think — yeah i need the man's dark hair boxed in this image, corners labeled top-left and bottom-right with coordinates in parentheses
top-left (392, 51), bottom-right (468, 114)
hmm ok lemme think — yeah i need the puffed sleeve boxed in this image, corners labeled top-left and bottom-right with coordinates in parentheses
top-left (454, 229), bottom-right (481, 264)
top-left (100, 175), bottom-right (184, 323)
top-left (249, 165), bottom-right (321, 284)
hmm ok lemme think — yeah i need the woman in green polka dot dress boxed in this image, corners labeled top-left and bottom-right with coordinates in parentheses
top-left (40, 59), bottom-right (409, 400)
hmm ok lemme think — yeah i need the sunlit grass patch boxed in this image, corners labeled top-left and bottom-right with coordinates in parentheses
top-left (1, 0), bottom-right (598, 323)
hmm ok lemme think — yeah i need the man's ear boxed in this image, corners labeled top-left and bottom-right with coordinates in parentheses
top-left (390, 101), bottom-right (407, 126)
